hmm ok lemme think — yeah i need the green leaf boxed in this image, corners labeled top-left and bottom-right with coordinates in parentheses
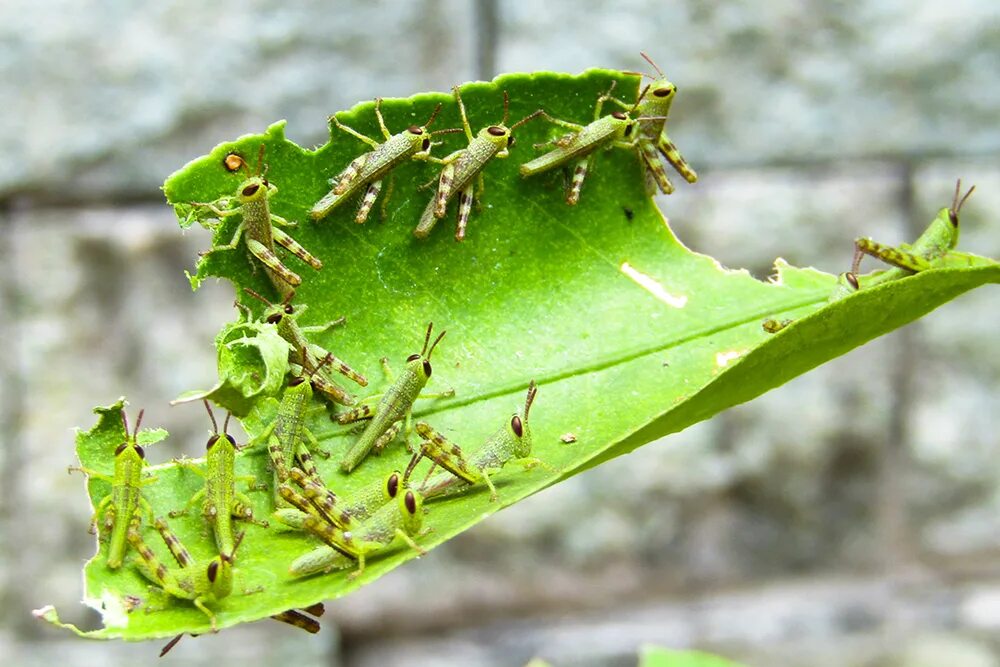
top-left (172, 315), bottom-right (292, 416)
top-left (43, 69), bottom-right (999, 641)
top-left (639, 645), bottom-right (746, 667)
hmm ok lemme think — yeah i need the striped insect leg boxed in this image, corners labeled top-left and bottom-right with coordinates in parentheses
top-left (355, 180), bottom-right (383, 224)
top-left (657, 133), bottom-right (698, 183)
top-left (566, 156), bottom-right (592, 206)
top-left (272, 227), bottom-right (322, 270)
top-left (454, 184), bottom-right (475, 242)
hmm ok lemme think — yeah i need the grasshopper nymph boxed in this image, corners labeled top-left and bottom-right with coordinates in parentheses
top-left (338, 323), bottom-right (453, 473)
top-left (189, 145), bottom-right (322, 299)
top-left (310, 101), bottom-right (461, 223)
top-left (170, 401), bottom-right (267, 554)
top-left (519, 82), bottom-right (666, 205)
top-left (242, 288), bottom-right (367, 406)
top-left (69, 408), bottom-right (161, 569)
top-left (288, 485), bottom-right (427, 579)
top-left (414, 88), bottom-right (542, 241)
top-left (128, 518), bottom-right (242, 632)
top-left (615, 52), bottom-right (698, 195)
top-left (274, 467), bottom-right (404, 533)
top-left (407, 381), bottom-right (547, 501)
top-left (253, 354), bottom-right (335, 506)
top-left (853, 180), bottom-right (977, 283)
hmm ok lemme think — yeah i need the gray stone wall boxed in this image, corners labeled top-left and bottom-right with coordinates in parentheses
top-left (2, 1), bottom-right (998, 665)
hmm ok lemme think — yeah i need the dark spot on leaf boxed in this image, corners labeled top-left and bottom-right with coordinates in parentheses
top-left (623, 207), bottom-right (634, 221)
top-left (223, 154), bottom-right (244, 172)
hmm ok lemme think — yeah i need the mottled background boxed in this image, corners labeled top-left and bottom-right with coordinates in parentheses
top-left (2, 1), bottom-right (1000, 666)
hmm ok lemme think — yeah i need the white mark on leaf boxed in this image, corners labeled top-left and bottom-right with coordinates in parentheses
top-left (715, 350), bottom-right (746, 367)
top-left (620, 262), bottom-right (687, 308)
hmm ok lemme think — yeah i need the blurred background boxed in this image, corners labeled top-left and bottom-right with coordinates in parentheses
top-left (2, 1), bottom-right (999, 665)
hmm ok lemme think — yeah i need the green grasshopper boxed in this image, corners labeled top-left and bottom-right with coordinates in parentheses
top-left (253, 354), bottom-right (335, 505)
top-left (189, 145), bottom-right (322, 298)
top-left (242, 288), bottom-right (367, 406)
top-left (853, 180), bottom-right (977, 282)
top-left (310, 101), bottom-right (461, 223)
top-left (69, 408), bottom-right (161, 569)
top-left (616, 52), bottom-right (698, 195)
top-left (128, 518), bottom-right (242, 632)
top-left (274, 467), bottom-right (404, 532)
top-left (407, 381), bottom-right (546, 501)
top-left (338, 323), bottom-right (452, 473)
top-left (414, 88), bottom-right (542, 241)
top-left (519, 82), bottom-right (667, 205)
top-left (287, 485), bottom-right (427, 579)
top-left (170, 401), bottom-right (267, 554)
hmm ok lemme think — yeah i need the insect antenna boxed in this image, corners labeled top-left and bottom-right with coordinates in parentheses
top-left (133, 409), bottom-right (145, 439)
top-left (427, 328), bottom-right (447, 360)
top-left (203, 399), bottom-right (219, 434)
top-left (423, 103), bottom-right (443, 129)
top-left (222, 411), bottom-right (232, 435)
top-left (254, 144), bottom-right (266, 176)
top-left (420, 322), bottom-right (434, 356)
top-left (952, 179), bottom-right (976, 216)
top-left (510, 109), bottom-right (544, 131)
top-left (630, 84), bottom-right (651, 113)
top-left (224, 531), bottom-right (246, 563)
top-left (524, 380), bottom-right (538, 421)
top-left (640, 51), bottom-right (665, 78)
top-left (243, 287), bottom-right (276, 308)
top-left (501, 90), bottom-right (510, 125)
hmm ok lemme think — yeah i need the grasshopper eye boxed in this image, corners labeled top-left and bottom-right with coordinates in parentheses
top-left (846, 272), bottom-right (860, 290)
top-left (510, 415), bottom-right (523, 437)
top-left (404, 490), bottom-right (417, 515)
top-left (207, 435), bottom-right (219, 450)
top-left (284, 304), bottom-right (294, 314)
top-left (289, 377), bottom-right (305, 387)
top-left (114, 443), bottom-right (127, 456)
top-left (623, 122), bottom-right (634, 137)
top-left (266, 313), bottom-right (282, 324)
top-left (949, 209), bottom-right (959, 226)
top-left (408, 125), bottom-right (423, 135)
top-left (611, 111), bottom-right (627, 120)
top-left (207, 561), bottom-right (219, 583)
top-left (507, 135), bottom-right (516, 147)
top-left (487, 125), bottom-right (506, 137)
top-left (422, 360), bottom-right (432, 377)
top-left (386, 473), bottom-right (399, 498)
top-left (653, 87), bottom-right (673, 98)
top-left (135, 445), bottom-right (146, 460)
top-left (421, 138), bottom-right (431, 151)
top-left (406, 354), bottom-right (420, 362)
top-left (242, 183), bottom-right (260, 197)
top-left (262, 179), bottom-right (269, 187)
